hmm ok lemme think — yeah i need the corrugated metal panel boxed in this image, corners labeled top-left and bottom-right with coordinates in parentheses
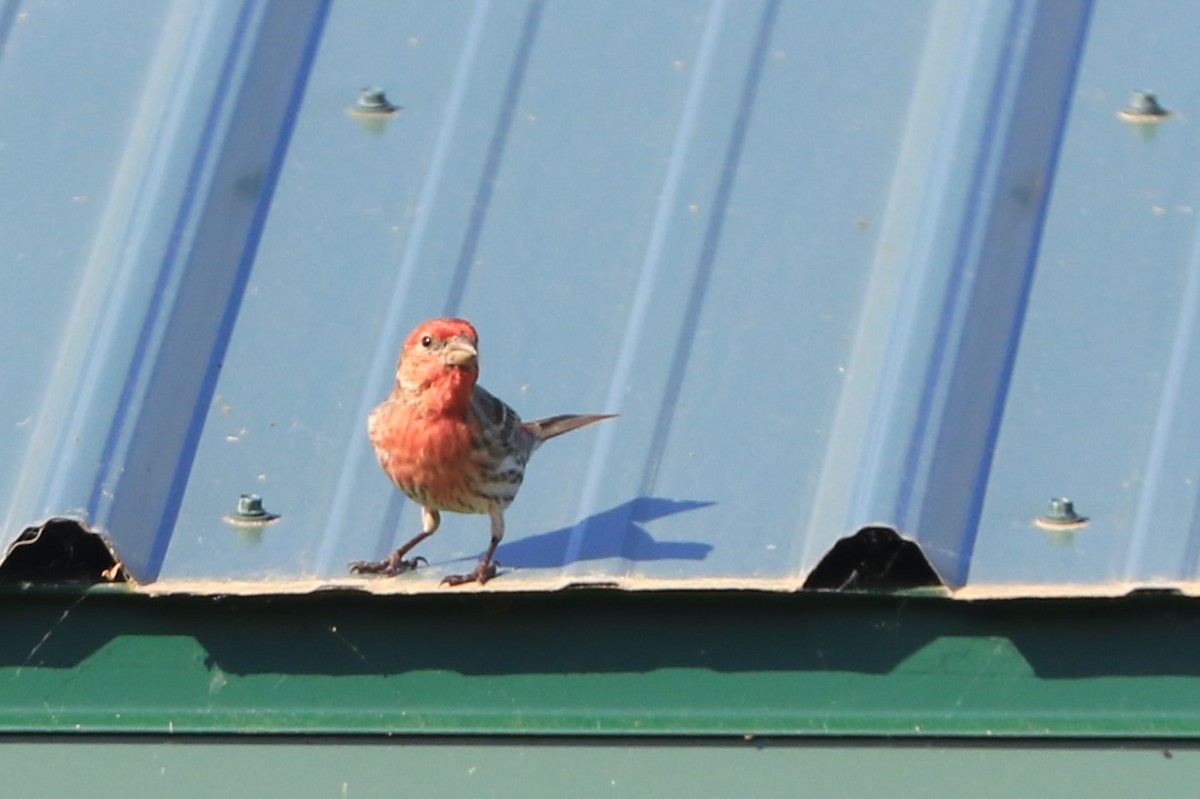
top-left (3, 0), bottom-right (1198, 595)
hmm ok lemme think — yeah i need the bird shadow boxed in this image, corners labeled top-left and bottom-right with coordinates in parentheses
top-left (488, 496), bottom-right (714, 569)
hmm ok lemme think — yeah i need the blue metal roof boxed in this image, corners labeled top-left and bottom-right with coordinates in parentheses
top-left (2, 0), bottom-right (1197, 595)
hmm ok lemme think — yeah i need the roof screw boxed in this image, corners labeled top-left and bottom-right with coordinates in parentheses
top-left (1118, 90), bottom-right (1173, 123)
top-left (236, 494), bottom-right (267, 518)
top-left (1034, 497), bottom-right (1089, 531)
top-left (224, 493), bottom-right (280, 528)
top-left (352, 86), bottom-right (400, 116)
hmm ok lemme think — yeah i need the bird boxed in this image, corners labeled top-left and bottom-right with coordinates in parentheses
top-left (349, 317), bottom-right (615, 585)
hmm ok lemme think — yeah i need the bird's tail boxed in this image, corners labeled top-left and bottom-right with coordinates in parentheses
top-left (524, 413), bottom-right (616, 443)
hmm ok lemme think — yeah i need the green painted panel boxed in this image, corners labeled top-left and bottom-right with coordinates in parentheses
top-left (2, 590), bottom-right (1200, 737)
top-left (0, 739), bottom-right (1196, 798)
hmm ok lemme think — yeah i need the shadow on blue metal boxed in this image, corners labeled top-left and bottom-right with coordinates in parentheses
top-left (2, 0), bottom-right (1197, 596)
top-left (493, 498), bottom-right (715, 570)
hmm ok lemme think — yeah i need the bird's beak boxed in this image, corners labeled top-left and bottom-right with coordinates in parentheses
top-left (442, 335), bottom-right (478, 367)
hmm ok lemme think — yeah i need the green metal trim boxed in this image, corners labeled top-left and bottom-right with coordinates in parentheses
top-left (0, 738), bottom-right (1197, 798)
top-left (2, 588), bottom-right (1199, 737)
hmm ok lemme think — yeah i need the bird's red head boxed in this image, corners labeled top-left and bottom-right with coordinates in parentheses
top-left (394, 318), bottom-right (480, 410)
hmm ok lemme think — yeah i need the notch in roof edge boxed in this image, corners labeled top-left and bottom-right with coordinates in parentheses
top-left (0, 518), bottom-right (130, 586)
top-left (804, 526), bottom-right (945, 593)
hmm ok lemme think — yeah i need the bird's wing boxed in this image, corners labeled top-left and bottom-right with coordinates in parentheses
top-left (471, 384), bottom-right (539, 459)
top-left (467, 385), bottom-right (536, 506)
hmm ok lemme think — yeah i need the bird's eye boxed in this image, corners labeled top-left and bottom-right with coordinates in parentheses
top-left (420, 336), bottom-right (433, 348)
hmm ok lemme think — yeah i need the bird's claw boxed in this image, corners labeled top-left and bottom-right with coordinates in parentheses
top-left (348, 555), bottom-right (428, 577)
top-left (440, 561), bottom-right (500, 587)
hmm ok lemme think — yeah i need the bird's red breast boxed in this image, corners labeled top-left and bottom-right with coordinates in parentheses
top-left (368, 398), bottom-right (485, 512)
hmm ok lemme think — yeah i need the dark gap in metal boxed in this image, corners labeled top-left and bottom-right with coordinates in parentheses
top-left (0, 519), bottom-right (128, 585)
top-left (804, 526), bottom-right (943, 591)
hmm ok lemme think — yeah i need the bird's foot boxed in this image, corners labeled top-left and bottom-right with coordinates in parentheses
top-left (348, 554), bottom-right (428, 577)
top-left (440, 561), bottom-right (500, 587)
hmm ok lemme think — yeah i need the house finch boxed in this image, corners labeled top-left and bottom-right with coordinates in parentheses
top-left (349, 318), bottom-right (615, 585)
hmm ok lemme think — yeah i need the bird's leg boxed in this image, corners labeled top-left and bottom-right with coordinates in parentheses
top-left (441, 508), bottom-right (504, 586)
top-left (439, 537), bottom-right (500, 586)
top-left (349, 508), bottom-right (439, 576)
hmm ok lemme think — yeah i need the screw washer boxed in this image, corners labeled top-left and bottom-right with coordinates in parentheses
top-left (224, 493), bottom-right (280, 527)
top-left (1034, 497), bottom-right (1089, 531)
